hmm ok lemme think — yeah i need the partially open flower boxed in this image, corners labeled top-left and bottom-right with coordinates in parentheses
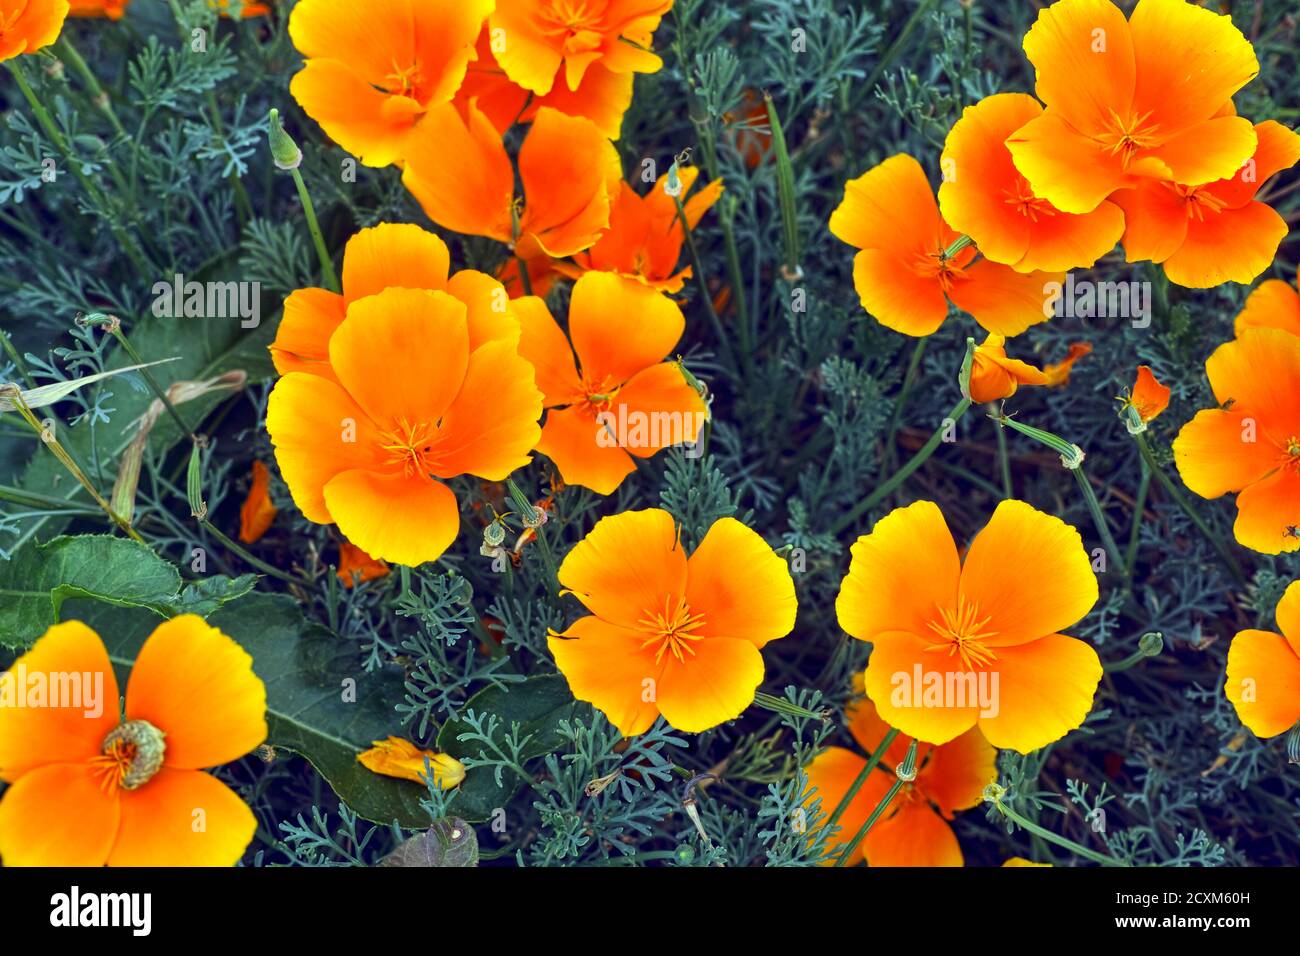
top-left (1226, 581), bottom-right (1300, 738)
top-left (1126, 365), bottom-right (1171, 425)
top-left (968, 333), bottom-right (1049, 404)
top-left (0, 617), bottom-right (267, 866)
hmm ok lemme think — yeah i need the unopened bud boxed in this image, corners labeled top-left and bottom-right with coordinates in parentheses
top-left (267, 108), bottom-right (303, 171)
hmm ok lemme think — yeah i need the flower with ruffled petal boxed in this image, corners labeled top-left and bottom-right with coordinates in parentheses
top-left (1126, 365), bottom-right (1170, 424)
top-left (1172, 328), bottom-right (1300, 555)
top-left (940, 93), bottom-right (1124, 273)
top-left (1225, 581), bottom-right (1300, 738)
top-left (1112, 120), bottom-right (1300, 288)
top-left (836, 499), bottom-right (1102, 753)
top-left (287, 0), bottom-right (492, 166)
top-left (1007, 0), bottom-right (1259, 215)
top-left (0, 616), bottom-right (266, 866)
top-left (266, 286), bottom-right (543, 566)
top-left (0, 0), bottom-right (68, 61)
top-left (514, 271), bottom-right (708, 494)
top-left (968, 334), bottom-right (1049, 404)
top-left (830, 154), bottom-right (1063, 338)
top-left (547, 508), bottom-right (796, 735)
top-left (804, 695), bottom-right (996, 866)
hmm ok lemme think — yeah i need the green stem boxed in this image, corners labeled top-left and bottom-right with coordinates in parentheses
top-left (1073, 466), bottom-right (1131, 581)
top-left (823, 727), bottom-right (899, 836)
top-left (833, 739), bottom-right (918, 866)
top-left (986, 788), bottom-right (1126, 867)
top-left (83, 315), bottom-right (196, 441)
top-left (1125, 459), bottom-right (1151, 576)
top-left (291, 167), bottom-right (339, 293)
top-left (1105, 632), bottom-right (1163, 673)
top-left (55, 38), bottom-right (127, 138)
top-left (752, 692), bottom-right (829, 723)
top-left (674, 192), bottom-right (736, 375)
top-left (993, 404), bottom-right (1013, 498)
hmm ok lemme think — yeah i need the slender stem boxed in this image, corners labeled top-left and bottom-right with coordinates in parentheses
top-left (884, 337), bottom-right (927, 465)
top-left (752, 692), bottom-right (829, 723)
top-left (834, 739), bottom-right (918, 866)
top-left (1105, 632), bottom-right (1163, 673)
top-left (55, 38), bottom-right (127, 138)
top-left (833, 396), bottom-right (973, 535)
top-left (1125, 459), bottom-right (1151, 576)
top-left (290, 167), bottom-right (339, 292)
top-left (515, 255), bottom-right (534, 296)
top-left (719, 202), bottom-right (751, 372)
top-left (1073, 466), bottom-right (1131, 581)
top-left (200, 518), bottom-right (309, 587)
top-left (992, 404), bottom-right (1013, 498)
top-left (85, 316), bottom-right (196, 441)
top-left (986, 790), bottom-right (1127, 867)
top-left (823, 727), bottom-right (899, 837)
top-left (674, 192), bottom-right (736, 375)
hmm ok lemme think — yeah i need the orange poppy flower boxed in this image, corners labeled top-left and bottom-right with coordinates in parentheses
top-left (1007, 0), bottom-right (1259, 215)
top-left (547, 508), bottom-right (797, 735)
top-left (68, 0), bottom-right (125, 18)
top-left (238, 460), bottom-right (278, 544)
top-left (455, 26), bottom-right (633, 139)
top-left (939, 93), bottom-right (1124, 273)
top-left (1235, 266), bottom-right (1300, 340)
top-left (337, 541), bottom-right (390, 587)
top-left (1126, 365), bottom-right (1170, 424)
top-left (357, 737), bottom-right (465, 788)
top-left (968, 334), bottom-right (1049, 404)
top-left (836, 499), bottom-right (1102, 753)
top-left (1172, 328), bottom-right (1300, 555)
top-left (488, 0), bottom-right (670, 97)
top-left (829, 154), bottom-right (1062, 338)
top-left (287, 0), bottom-right (492, 166)
top-left (403, 104), bottom-right (621, 261)
top-left (1112, 120), bottom-right (1300, 288)
top-left (0, 0), bottom-right (67, 60)
top-left (0, 617), bottom-right (266, 866)
top-left (1225, 580), bottom-right (1300, 737)
top-left (266, 286), bottom-right (543, 566)
top-left (804, 696), bottom-right (996, 866)
top-left (514, 271), bottom-right (708, 494)
top-left (556, 167), bottom-right (724, 293)
top-left (1003, 857), bottom-right (1051, 867)
top-left (1043, 341), bottom-right (1092, 387)
top-left (270, 222), bottom-right (521, 382)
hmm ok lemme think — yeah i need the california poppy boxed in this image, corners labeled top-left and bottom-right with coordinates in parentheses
top-left (1172, 328), bottom-right (1300, 555)
top-left (357, 737), bottom-right (465, 788)
top-left (837, 499), bottom-right (1102, 753)
top-left (455, 26), bottom-right (633, 139)
top-left (1235, 266), bottom-right (1300, 339)
top-left (514, 271), bottom-right (708, 494)
top-left (1007, 0), bottom-right (1259, 215)
top-left (403, 104), bottom-right (621, 261)
top-left (1225, 580), bottom-right (1300, 737)
top-left (968, 334), bottom-right (1049, 404)
top-left (270, 222), bottom-right (521, 381)
top-left (1112, 120), bottom-right (1300, 287)
top-left (0, 0), bottom-right (67, 61)
top-left (337, 541), bottom-right (390, 587)
top-left (557, 167), bottom-right (724, 293)
top-left (548, 508), bottom-right (797, 735)
top-left (0, 617), bottom-right (266, 866)
top-left (804, 695), bottom-right (996, 866)
top-left (266, 286), bottom-right (543, 566)
top-left (488, 0), bottom-right (670, 97)
top-left (1126, 365), bottom-right (1170, 424)
top-left (939, 93), bottom-right (1124, 273)
top-left (830, 154), bottom-right (1063, 338)
top-left (288, 0), bottom-right (491, 166)
top-left (238, 460), bottom-right (278, 544)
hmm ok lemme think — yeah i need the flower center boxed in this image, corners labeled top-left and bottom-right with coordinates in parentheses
top-left (542, 0), bottom-right (605, 39)
top-left (379, 418), bottom-right (439, 477)
top-left (384, 59), bottom-right (425, 100)
top-left (574, 373), bottom-right (622, 417)
top-left (924, 595), bottom-right (998, 670)
top-left (1285, 436), bottom-right (1300, 471)
top-left (94, 719), bottom-right (166, 792)
top-left (1097, 109), bottom-right (1161, 168)
top-left (1162, 182), bottom-right (1228, 221)
top-left (637, 596), bottom-right (706, 664)
top-left (1003, 179), bottom-right (1056, 222)
top-left (913, 248), bottom-right (968, 294)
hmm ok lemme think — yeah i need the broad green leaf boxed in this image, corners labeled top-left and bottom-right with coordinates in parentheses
top-left (437, 675), bottom-right (584, 823)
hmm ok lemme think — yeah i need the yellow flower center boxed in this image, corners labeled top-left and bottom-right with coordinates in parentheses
top-left (1163, 182), bottom-right (1229, 221)
top-left (924, 595), bottom-right (998, 670)
top-left (1098, 109), bottom-right (1161, 168)
top-left (379, 418), bottom-right (439, 477)
top-left (637, 596), bottom-right (707, 665)
top-left (384, 59), bottom-right (425, 99)
top-left (542, 0), bottom-right (605, 41)
top-left (1003, 179), bottom-right (1056, 222)
top-left (93, 719), bottom-right (167, 793)
top-left (1285, 436), bottom-right (1300, 471)
top-left (914, 248), bottom-right (968, 294)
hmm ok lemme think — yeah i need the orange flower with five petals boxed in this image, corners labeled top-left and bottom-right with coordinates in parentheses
top-left (1172, 328), bottom-right (1300, 555)
top-left (836, 499), bottom-right (1102, 753)
top-left (1007, 0), bottom-right (1259, 215)
top-left (0, 617), bottom-right (266, 866)
top-left (804, 695), bottom-right (996, 866)
top-left (830, 154), bottom-right (1063, 338)
top-left (548, 508), bottom-right (796, 735)
top-left (1225, 581), bottom-right (1300, 738)
top-left (287, 0), bottom-right (492, 167)
top-left (266, 286), bottom-right (543, 566)
top-left (514, 271), bottom-right (708, 494)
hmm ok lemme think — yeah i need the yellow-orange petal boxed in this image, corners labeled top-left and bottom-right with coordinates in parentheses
top-left (548, 615), bottom-right (665, 736)
top-left (0, 762), bottom-right (118, 866)
top-left (1233, 467), bottom-right (1300, 556)
top-left (802, 746), bottom-right (892, 866)
top-left (1130, 366), bottom-right (1171, 423)
top-left (949, 260), bottom-right (1058, 338)
top-left (684, 518), bottom-right (796, 648)
top-left (862, 799), bottom-right (963, 867)
top-left (265, 371), bottom-right (384, 524)
top-left (1007, 111), bottom-right (1130, 216)
top-left (919, 724), bottom-right (997, 816)
top-left (557, 508), bottom-right (687, 629)
top-left (270, 287), bottom-right (346, 379)
top-left (536, 405), bottom-right (637, 494)
top-left (323, 471), bottom-right (461, 567)
top-left (829, 154), bottom-right (944, 259)
top-left (329, 288), bottom-right (470, 429)
top-left (836, 500), bottom-right (961, 643)
top-left (340, 223), bottom-right (451, 304)
top-left (1004, 857), bottom-right (1052, 867)
top-left (1225, 628), bottom-right (1300, 737)
top-left (0, 621), bottom-right (120, 782)
top-left (1162, 201), bottom-right (1288, 289)
top-left (977, 633), bottom-right (1102, 753)
top-left (862, 631), bottom-right (981, 746)
top-left (1204, 328), bottom-right (1300, 430)
top-left (238, 460), bottom-right (278, 544)
top-left (968, 334), bottom-right (1050, 404)
top-left (612, 362), bottom-right (708, 459)
top-left (289, 59), bottom-right (417, 168)
top-left (445, 269), bottom-right (522, 350)
top-left (337, 541), bottom-right (390, 587)
top-left (125, 615), bottom-right (267, 769)
top-left (1235, 276), bottom-right (1300, 339)
top-left (1, 0), bottom-right (69, 59)
top-left (959, 499), bottom-right (1099, 648)
top-left (1278, 581), bottom-right (1300, 656)
top-left (1044, 342), bottom-right (1092, 388)
top-left (106, 767), bottom-right (256, 866)
top-left (850, 249), bottom-right (950, 337)
top-left (1112, 180), bottom-right (1189, 265)
top-left (568, 271), bottom-right (685, 386)
top-left (428, 339), bottom-right (543, 480)
top-left (513, 295), bottom-right (583, 406)
top-left (656, 637), bottom-right (765, 733)
top-left (357, 737), bottom-right (465, 788)
top-left (1172, 408), bottom-right (1280, 499)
